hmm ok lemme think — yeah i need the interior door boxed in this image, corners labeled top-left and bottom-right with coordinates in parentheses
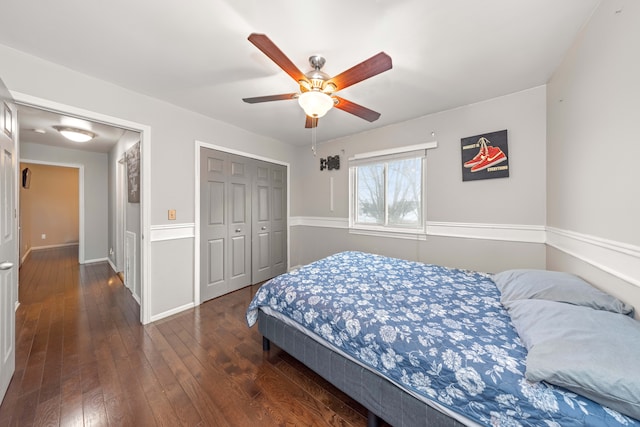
top-left (0, 81), bottom-right (17, 403)
top-left (201, 148), bottom-right (227, 302)
top-left (200, 148), bottom-right (251, 303)
top-left (269, 164), bottom-right (287, 277)
top-left (227, 154), bottom-right (251, 291)
top-left (252, 163), bottom-right (271, 283)
top-left (252, 161), bottom-right (287, 283)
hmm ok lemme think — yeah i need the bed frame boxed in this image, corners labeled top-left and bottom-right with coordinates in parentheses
top-left (258, 310), bottom-right (467, 427)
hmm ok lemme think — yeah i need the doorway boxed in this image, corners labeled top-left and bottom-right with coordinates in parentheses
top-left (12, 92), bottom-right (152, 324)
top-left (18, 162), bottom-right (81, 265)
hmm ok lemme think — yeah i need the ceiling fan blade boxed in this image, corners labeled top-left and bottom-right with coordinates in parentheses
top-left (248, 33), bottom-right (307, 83)
top-left (333, 96), bottom-right (381, 122)
top-left (329, 52), bottom-right (392, 91)
top-left (242, 93), bottom-right (298, 104)
top-left (305, 116), bottom-right (318, 128)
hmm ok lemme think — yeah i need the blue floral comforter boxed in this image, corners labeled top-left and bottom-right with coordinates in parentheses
top-left (246, 251), bottom-right (639, 426)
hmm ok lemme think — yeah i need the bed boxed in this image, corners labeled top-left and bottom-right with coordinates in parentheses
top-left (246, 251), bottom-right (640, 426)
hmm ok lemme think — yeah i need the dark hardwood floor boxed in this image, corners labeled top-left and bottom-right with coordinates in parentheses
top-left (0, 246), bottom-right (374, 426)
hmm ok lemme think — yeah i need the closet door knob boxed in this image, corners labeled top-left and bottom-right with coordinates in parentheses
top-left (0, 261), bottom-right (14, 270)
top-left (235, 228), bottom-right (241, 233)
top-left (261, 226), bottom-right (267, 231)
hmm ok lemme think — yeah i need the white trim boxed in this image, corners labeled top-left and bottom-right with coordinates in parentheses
top-left (20, 159), bottom-right (85, 262)
top-left (427, 221), bottom-right (546, 243)
top-left (289, 216), bottom-right (348, 228)
top-left (20, 247), bottom-right (31, 264)
top-left (546, 227), bottom-right (640, 288)
top-left (194, 140), bottom-right (291, 306)
top-left (150, 223), bottom-right (195, 242)
top-left (149, 302), bottom-right (195, 323)
top-left (349, 141), bottom-right (438, 160)
top-left (289, 216), bottom-right (640, 289)
top-left (83, 257), bottom-right (109, 264)
top-left (107, 257), bottom-right (117, 273)
top-left (12, 91), bottom-right (153, 325)
top-left (30, 242), bottom-right (79, 251)
top-left (290, 217), bottom-right (545, 243)
top-left (350, 227), bottom-right (427, 241)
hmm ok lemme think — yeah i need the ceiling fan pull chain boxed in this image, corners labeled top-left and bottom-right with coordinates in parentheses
top-left (311, 126), bottom-right (317, 156)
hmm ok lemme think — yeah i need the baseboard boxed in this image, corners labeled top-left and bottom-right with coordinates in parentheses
top-left (107, 258), bottom-right (118, 273)
top-left (30, 242), bottom-right (79, 251)
top-left (150, 302), bottom-right (194, 323)
top-left (21, 247), bottom-right (32, 264)
top-left (82, 257), bottom-right (108, 264)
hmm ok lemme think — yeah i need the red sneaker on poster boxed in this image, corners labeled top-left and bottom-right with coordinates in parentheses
top-left (470, 146), bottom-right (507, 172)
top-left (464, 137), bottom-right (490, 168)
top-left (464, 137), bottom-right (489, 168)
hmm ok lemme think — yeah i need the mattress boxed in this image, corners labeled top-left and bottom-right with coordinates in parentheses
top-left (247, 251), bottom-right (640, 426)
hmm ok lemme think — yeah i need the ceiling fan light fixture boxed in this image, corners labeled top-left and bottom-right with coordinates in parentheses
top-left (298, 91), bottom-right (333, 118)
top-left (53, 126), bottom-right (96, 143)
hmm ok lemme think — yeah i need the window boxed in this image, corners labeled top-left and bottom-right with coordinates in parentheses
top-left (349, 142), bottom-right (436, 237)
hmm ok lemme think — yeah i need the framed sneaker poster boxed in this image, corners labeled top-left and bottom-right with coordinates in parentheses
top-left (461, 129), bottom-right (509, 181)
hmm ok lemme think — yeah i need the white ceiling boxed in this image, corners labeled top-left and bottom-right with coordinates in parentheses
top-left (0, 0), bottom-right (600, 148)
top-left (17, 105), bottom-right (129, 153)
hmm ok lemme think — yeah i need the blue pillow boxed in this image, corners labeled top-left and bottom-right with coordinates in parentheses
top-left (507, 299), bottom-right (640, 420)
top-left (493, 269), bottom-right (634, 316)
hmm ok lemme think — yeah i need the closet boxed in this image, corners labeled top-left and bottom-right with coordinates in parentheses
top-left (200, 147), bottom-right (287, 302)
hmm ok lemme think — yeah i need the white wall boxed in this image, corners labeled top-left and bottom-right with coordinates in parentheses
top-left (290, 86), bottom-right (547, 272)
top-left (0, 43), bottom-right (297, 321)
top-left (546, 0), bottom-right (640, 311)
top-left (20, 142), bottom-right (108, 262)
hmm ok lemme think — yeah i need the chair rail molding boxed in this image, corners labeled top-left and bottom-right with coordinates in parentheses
top-left (546, 227), bottom-right (640, 288)
top-left (150, 223), bottom-right (195, 242)
top-left (290, 217), bottom-right (640, 287)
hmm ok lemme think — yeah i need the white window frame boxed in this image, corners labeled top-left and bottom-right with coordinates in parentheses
top-left (348, 141), bottom-right (437, 240)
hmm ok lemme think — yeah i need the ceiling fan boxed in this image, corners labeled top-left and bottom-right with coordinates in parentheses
top-left (242, 33), bottom-right (392, 128)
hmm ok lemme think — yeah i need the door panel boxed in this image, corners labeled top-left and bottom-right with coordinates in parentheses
top-left (272, 230), bottom-right (284, 267)
top-left (207, 239), bottom-right (224, 285)
top-left (257, 233), bottom-right (270, 269)
top-left (230, 183), bottom-right (246, 223)
top-left (273, 187), bottom-right (283, 220)
top-left (0, 85), bottom-right (16, 404)
top-left (257, 185), bottom-right (269, 221)
top-left (207, 181), bottom-right (225, 224)
top-left (231, 235), bottom-right (247, 277)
